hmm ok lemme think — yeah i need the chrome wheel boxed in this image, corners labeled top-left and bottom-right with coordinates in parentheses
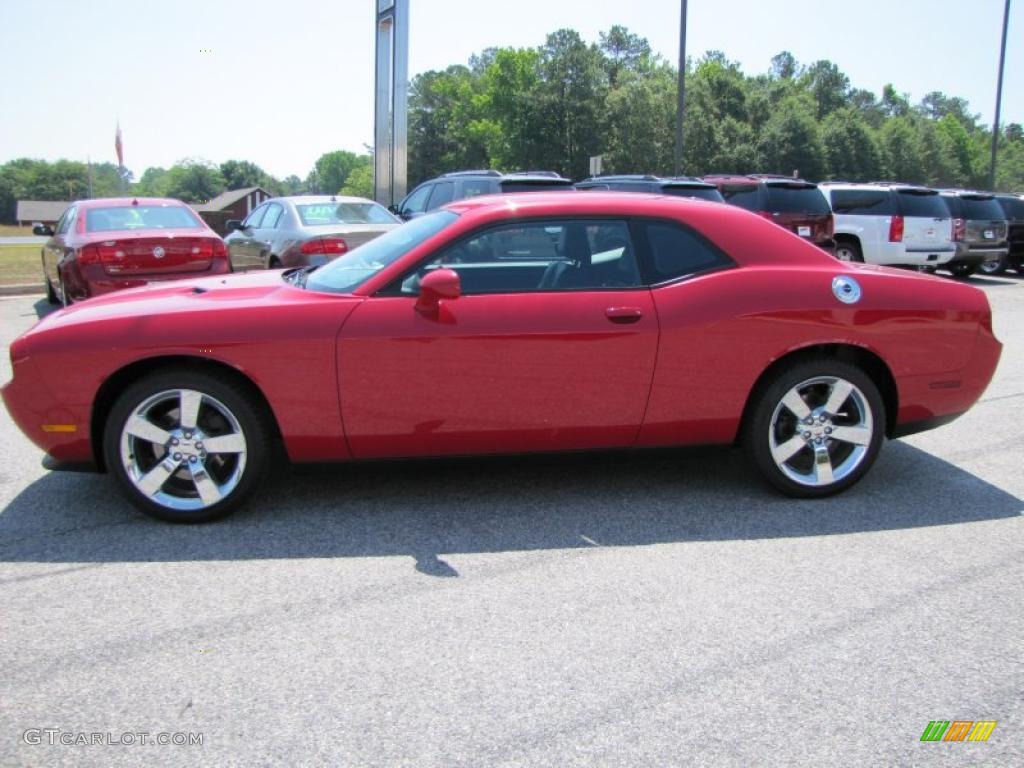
top-left (119, 388), bottom-right (248, 512)
top-left (767, 375), bottom-right (873, 488)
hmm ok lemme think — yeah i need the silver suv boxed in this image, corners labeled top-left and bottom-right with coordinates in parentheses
top-left (819, 182), bottom-right (955, 269)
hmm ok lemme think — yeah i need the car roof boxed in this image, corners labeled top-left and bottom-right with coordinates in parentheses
top-left (578, 175), bottom-right (717, 189)
top-left (703, 174), bottom-right (819, 188)
top-left (74, 197), bottom-right (189, 209)
top-left (819, 182), bottom-right (936, 193)
top-left (272, 195), bottom-right (378, 204)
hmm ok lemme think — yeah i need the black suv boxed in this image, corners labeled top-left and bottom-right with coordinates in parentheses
top-left (391, 170), bottom-right (574, 220)
top-left (991, 194), bottom-right (1024, 274)
top-left (575, 175), bottom-right (725, 202)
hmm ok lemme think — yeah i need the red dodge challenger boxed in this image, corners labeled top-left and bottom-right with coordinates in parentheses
top-left (3, 192), bottom-right (1001, 522)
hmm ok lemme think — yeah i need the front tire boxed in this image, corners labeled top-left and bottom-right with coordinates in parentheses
top-left (743, 359), bottom-right (885, 498)
top-left (103, 369), bottom-right (272, 522)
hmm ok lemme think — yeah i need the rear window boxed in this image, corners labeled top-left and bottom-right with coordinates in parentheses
top-left (499, 179), bottom-right (574, 193)
top-left (996, 196), bottom-right (1024, 221)
top-left (827, 189), bottom-right (895, 216)
top-left (720, 185), bottom-right (760, 210)
top-left (896, 190), bottom-right (949, 218)
top-left (939, 195), bottom-right (963, 218)
top-left (960, 196), bottom-right (1006, 220)
top-left (663, 186), bottom-right (724, 202)
top-left (764, 184), bottom-right (831, 215)
top-left (297, 201), bottom-right (396, 226)
top-left (85, 205), bottom-right (202, 232)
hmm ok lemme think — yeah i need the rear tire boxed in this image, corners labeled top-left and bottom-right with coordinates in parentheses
top-left (978, 257), bottom-right (1007, 276)
top-left (743, 358), bottom-right (885, 498)
top-left (947, 263), bottom-right (977, 279)
top-left (103, 368), bottom-right (272, 523)
top-left (834, 240), bottom-right (863, 263)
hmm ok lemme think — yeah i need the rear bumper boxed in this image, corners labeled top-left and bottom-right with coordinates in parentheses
top-left (83, 262), bottom-right (230, 297)
top-left (948, 243), bottom-right (1009, 267)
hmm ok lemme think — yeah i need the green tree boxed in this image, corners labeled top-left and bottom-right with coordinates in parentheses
top-left (879, 117), bottom-right (924, 183)
top-left (134, 167), bottom-right (169, 196)
top-left (822, 108), bottom-right (882, 180)
top-left (307, 150), bottom-right (364, 194)
top-left (219, 159), bottom-right (272, 190)
top-left (800, 60), bottom-right (850, 119)
top-left (340, 163), bottom-right (374, 198)
top-left (758, 95), bottom-right (826, 179)
top-left (163, 159), bottom-right (226, 203)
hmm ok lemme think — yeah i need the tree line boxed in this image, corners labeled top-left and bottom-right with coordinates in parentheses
top-left (408, 26), bottom-right (1024, 191)
top-left (2, 25), bottom-right (1022, 224)
top-left (0, 151), bottom-right (374, 224)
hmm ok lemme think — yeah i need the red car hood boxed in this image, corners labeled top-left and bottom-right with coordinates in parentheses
top-left (32, 270), bottom-right (311, 332)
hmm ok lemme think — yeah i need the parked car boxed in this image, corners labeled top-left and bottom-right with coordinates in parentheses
top-left (703, 174), bottom-right (834, 254)
top-left (937, 190), bottom-right (1009, 278)
top-left (575, 175), bottom-right (725, 202)
top-left (32, 197), bottom-right (229, 305)
top-left (989, 193), bottom-right (1024, 274)
top-left (819, 182), bottom-right (955, 269)
top-left (223, 195), bottom-right (400, 271)
top-left (391, 170), bottom-right (574, 220)
top-left (4, 193), bottom-right (1001, 522)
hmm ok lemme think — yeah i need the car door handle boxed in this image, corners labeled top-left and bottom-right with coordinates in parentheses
top-left (605, 306), bottom-right (643, 323)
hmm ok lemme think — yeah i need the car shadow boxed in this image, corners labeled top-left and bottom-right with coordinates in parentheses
top-left (959, 273), bottom-right (1019, 287)
top-left (31, 296), bottom-right (59, 320)
top-left (0, 441), bottom-right (1019, 570)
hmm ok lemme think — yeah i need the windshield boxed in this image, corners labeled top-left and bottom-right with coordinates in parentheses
top-left (86, 205), bottom-right (202, 232)
top-left (305, 210), bottom-right (458, 293)
top-left (297, 201), bottom-right (398, 226)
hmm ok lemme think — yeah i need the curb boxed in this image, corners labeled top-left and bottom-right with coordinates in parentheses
top-left (0, 284), bottom-right (44, 297)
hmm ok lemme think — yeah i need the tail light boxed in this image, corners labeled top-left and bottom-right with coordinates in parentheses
top-left (300, 237), bottom-right (349, 256)
top-left (79, 243), bottom-right (126, 265)
top-left (952, 218), bottom-right (965, 242)
top-left (825, 214), bottom-right (834, 237)
top-left (187, 239), bottom-right (225, 259)
top-left (888, 215), bottom-right (904, 243)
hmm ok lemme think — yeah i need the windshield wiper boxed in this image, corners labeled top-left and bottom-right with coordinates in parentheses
top-left (284, 264), bottom-right (320, 289)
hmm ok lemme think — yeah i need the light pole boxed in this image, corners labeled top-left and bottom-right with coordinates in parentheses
top-left (989, 0), bottom-right (1011, 190)
top-left (674, 0), bottom-right (688, 176)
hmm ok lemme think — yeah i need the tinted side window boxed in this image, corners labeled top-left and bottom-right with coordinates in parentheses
top-left (720, 185), bottom-right (760, 210)
top-left (396, 220), bottom-right (641, 295)
top-left (897, 191), bottom-right (949, 218)
top-left (243, 205), bottom-right (266, 229)
top-left (828, 189), bottom-right (895, 215)
top-left (640, 221), bottom-right (732, 283)
top-left (462, 179), bottom-right (496, 198)
top-left (400, 184), bottom-right (432, 215)
top-left (261, 203), bottom-right (283, 229)
top-left (427, 182), bottom-right (456, 209)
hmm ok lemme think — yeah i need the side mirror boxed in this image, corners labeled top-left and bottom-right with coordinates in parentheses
top-left (33, 224), bottom-right (54, 236)
top-left (226, 219), bottom-right (244, 232)
top-left (415, 268), bottom-right (461, 315)
top-left (387, 204), bottom-right (399, 214)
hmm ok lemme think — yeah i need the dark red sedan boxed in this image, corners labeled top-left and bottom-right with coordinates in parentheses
top-left (4, 193), bottom-right (1000, 522)
top-left (34, 197), bottom-right (229, 305)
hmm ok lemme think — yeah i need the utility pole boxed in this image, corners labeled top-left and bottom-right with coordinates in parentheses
top-left (674, 0), bottom-right (688, 176)
top-left (989, 0), bottom-right (1011, 190)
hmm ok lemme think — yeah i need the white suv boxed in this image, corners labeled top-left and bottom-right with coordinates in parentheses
top-left (820, 183), bottom-right (955, 268)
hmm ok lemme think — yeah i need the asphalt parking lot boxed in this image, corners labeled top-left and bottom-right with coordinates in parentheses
top-left (0, 277), bottom-right (1021, 767)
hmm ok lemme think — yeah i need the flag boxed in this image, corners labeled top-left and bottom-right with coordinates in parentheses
top-left (115, 122), bottom-right (124, 167)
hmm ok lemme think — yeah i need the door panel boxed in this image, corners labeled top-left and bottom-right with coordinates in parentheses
top-left (338, 291), bottom-right (659, 458)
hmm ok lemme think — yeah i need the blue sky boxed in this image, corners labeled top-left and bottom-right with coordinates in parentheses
top-left (0, 0), bottom-right (1019, 180)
